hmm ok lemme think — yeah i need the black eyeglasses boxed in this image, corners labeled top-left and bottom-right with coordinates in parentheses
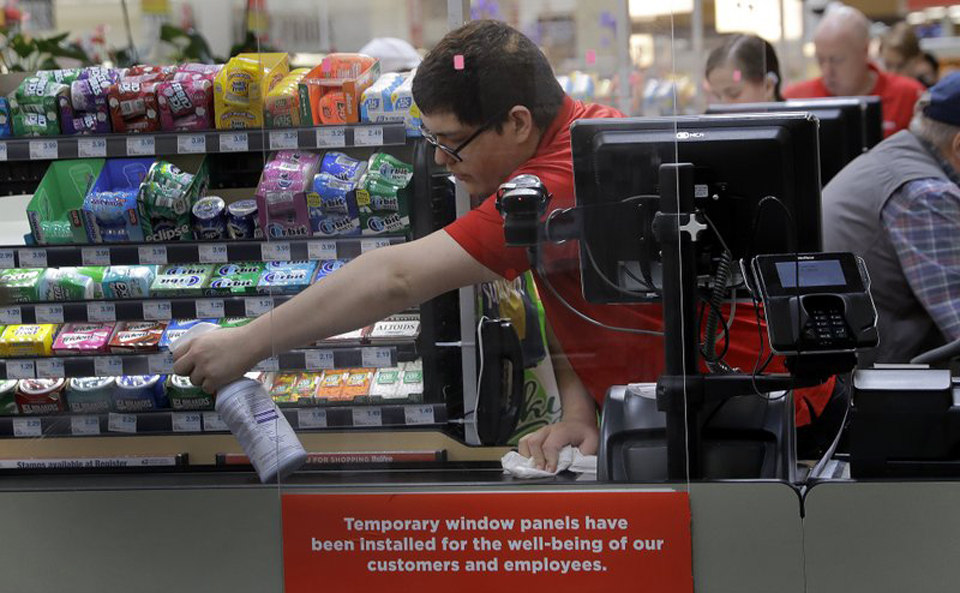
top-left (420, 112), bottom-right (505, 162)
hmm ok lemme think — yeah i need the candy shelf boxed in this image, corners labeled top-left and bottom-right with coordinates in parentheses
top-left (0, 235), bottom-right (404, 268)
top-left (0, 123), bottom-right (407, 163)
top-left (0, 401), bottom-right (445, 440)
top-left (0, 342), bottom-right (417, 380)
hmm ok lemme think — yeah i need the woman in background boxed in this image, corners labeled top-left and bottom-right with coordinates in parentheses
top-left (704, 34), bottom-right (783, 104)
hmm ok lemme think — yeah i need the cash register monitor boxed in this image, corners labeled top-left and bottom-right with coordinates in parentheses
top-left (570, 113), bottom-right (822, 304)
top-left (569, 114), bottom-right (823, 480)
top-left (706, 96), bottom-right (883, 183)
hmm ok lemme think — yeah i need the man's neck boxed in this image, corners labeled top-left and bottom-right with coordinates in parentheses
top-left (853, 67), bottom-right (878, 96)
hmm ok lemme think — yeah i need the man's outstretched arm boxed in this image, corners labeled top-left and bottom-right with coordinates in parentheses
top-left (173, 229), bottom-right (500, 392)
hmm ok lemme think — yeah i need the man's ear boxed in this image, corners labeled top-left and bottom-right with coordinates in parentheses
top-left (507, 106), bottom-right (535, 144)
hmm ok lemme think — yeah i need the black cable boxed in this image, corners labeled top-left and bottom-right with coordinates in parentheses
top-left (699, 295), bottom-right (731, 363)
top-left (582, 239), bottom-right (657, 296)
top-left (530, 250), bottom-right (664, 337)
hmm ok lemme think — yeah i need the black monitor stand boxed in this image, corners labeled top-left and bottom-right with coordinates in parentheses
top-left (617, 163), bottom-right (826, 480)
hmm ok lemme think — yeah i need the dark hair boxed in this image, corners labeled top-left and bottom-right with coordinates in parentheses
top-left (412, 20), bottom-right (565, 132)
top-left (881, 22), bottom-right (921, 60)
top-left (705, 34), bottom-right (783, 101)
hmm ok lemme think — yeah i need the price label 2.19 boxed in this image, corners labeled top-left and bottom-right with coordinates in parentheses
top-left (362, 347), bottom-right (392, 368)
top-left (305, 350), bottom-right (335, 370)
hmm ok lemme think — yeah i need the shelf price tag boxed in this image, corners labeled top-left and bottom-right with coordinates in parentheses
top-left (0, 142), bottom-right (7, 161)
top-left (177, 134), bottom-right (207, 154)
top-left (269, 129), bottom-right (299, 150)
top-left (35, 358), bottom-right (65, 378)
top-left (308, 241), bottom-right (337, 260)
top-left (18, 248), bottom-right (47, 268)
top-left (316, 127), bottom-right (346, 148)
top-left (87, 302), bottom-right (116, 322)
top-left (404, 405), bottom-right (436, 425)
top-left (219, 132), bottom-right (248, 152)
top-left (94, 356), bottom-right (124, 377)
top-left (71, 415), bottom-right (101, 436)
top-left (202, 412), bottom-right (228, 432)
top-left (354, 126), bottom-right (384, 146)
top-left (6, 360), bottom-right (35, 380)
top-left (0, 249), bottom-right (14, 269)
top-left (13, 417), bottom-right (42, 438)
top-left (196, 299), bottom-right (225, 319)
top-left (126, 136), bottom-right (155, 156)
top-left (78, 137), bottom-right (107, 158)
top-left (244, 297), bottom-right (274, 317)
top-left (362, 347), bottom-right (392, 368)
top-left (143, 300), bottom-right (172, 321)
top-left (254, 357), bottom-right (280, 372)
top-left (360, 238), bottom-right (391, 254)
top-left (172, 412), bottom-right (202, 433)
top-left (149, 352), bottom-right (175, 375)
top-left (298, 407), bottom-right (327, 429)
top-left (81, 246), bottom-right (111, 266)
top-left (198, 243), bottom-right (228, 263)
top-left (0, 307), bottom-right (22, 324)
top-left (261, 241), bottom-right (291, 261)
top-left (29, 139), bottom-right (58, 160)
top-left (108, 412), bottom-right (137, 434)
top-left (352, 407), bottom-right (382, 427)
top-left (304, 350), bottom-right (334, 370)
top-left (138, 245), bottom-right (168, 265)
top-left (35, 304), bottom-right (64, 324)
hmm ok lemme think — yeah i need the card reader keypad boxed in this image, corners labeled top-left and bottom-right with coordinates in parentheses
top-left (802, 305), bottom-right (851, 347)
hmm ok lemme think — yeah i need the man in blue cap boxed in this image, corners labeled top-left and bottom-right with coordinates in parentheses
top-left (823, 71), bottom-right (960, 366)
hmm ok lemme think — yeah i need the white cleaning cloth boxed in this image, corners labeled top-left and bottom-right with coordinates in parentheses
top-left (501, 446), bottom-right (597, 478)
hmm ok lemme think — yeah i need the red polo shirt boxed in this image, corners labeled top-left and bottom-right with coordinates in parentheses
top-left (444, 95), bottom-right (833, 425)
top-left (784, 63), bottom-right (924, 137)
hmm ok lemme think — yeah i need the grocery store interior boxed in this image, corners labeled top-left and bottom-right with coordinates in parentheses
top-left (2, 1), bottom-right (960, 592)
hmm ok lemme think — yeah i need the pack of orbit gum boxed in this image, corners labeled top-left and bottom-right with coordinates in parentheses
top-left (159, 318), bottom-right (218, 350)
top-left (356, 153), bottom-right (414, 236)
top-left (203, 262), bottom-right (264, 296)
top-left (151, 264), bottom-right (214, 297)
top-left (257, 261), bottom-right (318, 294)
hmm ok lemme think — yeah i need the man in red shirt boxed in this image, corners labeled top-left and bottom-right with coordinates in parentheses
top-left (175, 20), bottom-right (834, 473)
top-left (784, 5), bottom-right (923, 137)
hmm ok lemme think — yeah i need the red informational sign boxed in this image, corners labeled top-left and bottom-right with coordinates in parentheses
top-left (282, 490), bottom-right (693, 593)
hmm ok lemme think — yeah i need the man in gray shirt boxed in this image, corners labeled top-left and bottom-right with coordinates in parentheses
top-left (822, 72), bottom-right (960, 366)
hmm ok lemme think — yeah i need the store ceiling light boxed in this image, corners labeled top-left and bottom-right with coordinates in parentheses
top-left (629, 0), bottom-right (693, 19)
top-left (715, 0), bottom-right (803, 41)
top-left (907, 11), bottom-right (926, 25)
top-left (925, 6), bottom-right (947, 19)
top-left (949, 5), bottom-right (960, 18)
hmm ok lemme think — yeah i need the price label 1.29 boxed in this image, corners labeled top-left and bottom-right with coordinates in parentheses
top-left (316, 127), bottom-right (346, 148)
top-left (143, 300), bottom-right (172, 321)
top-left (78, 137), bottom-right (107, 158)
top-left (0, 307), bottom-right (22, 324)
top-left (94, 357), bottom-right (124, 377)
top-left (196, 299), bottom-right (225, 319)
top-left (29, 139), bottom-right (58, 160)
top-left (126, 136), bottom-right (155, 156)
top-left (177, 134), bottom-right (207, 154)
top-left (35, 358), bottom-right (65, 378)
top-left (6, 360), bottom-right (35, 380)
top-left (244, 297), bottom-right (274, 317)
top-left (149, 352), bottom-right (175, 375)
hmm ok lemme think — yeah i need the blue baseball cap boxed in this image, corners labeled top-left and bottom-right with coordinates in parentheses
top-left (924, 71), bottom-right (960, 126)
